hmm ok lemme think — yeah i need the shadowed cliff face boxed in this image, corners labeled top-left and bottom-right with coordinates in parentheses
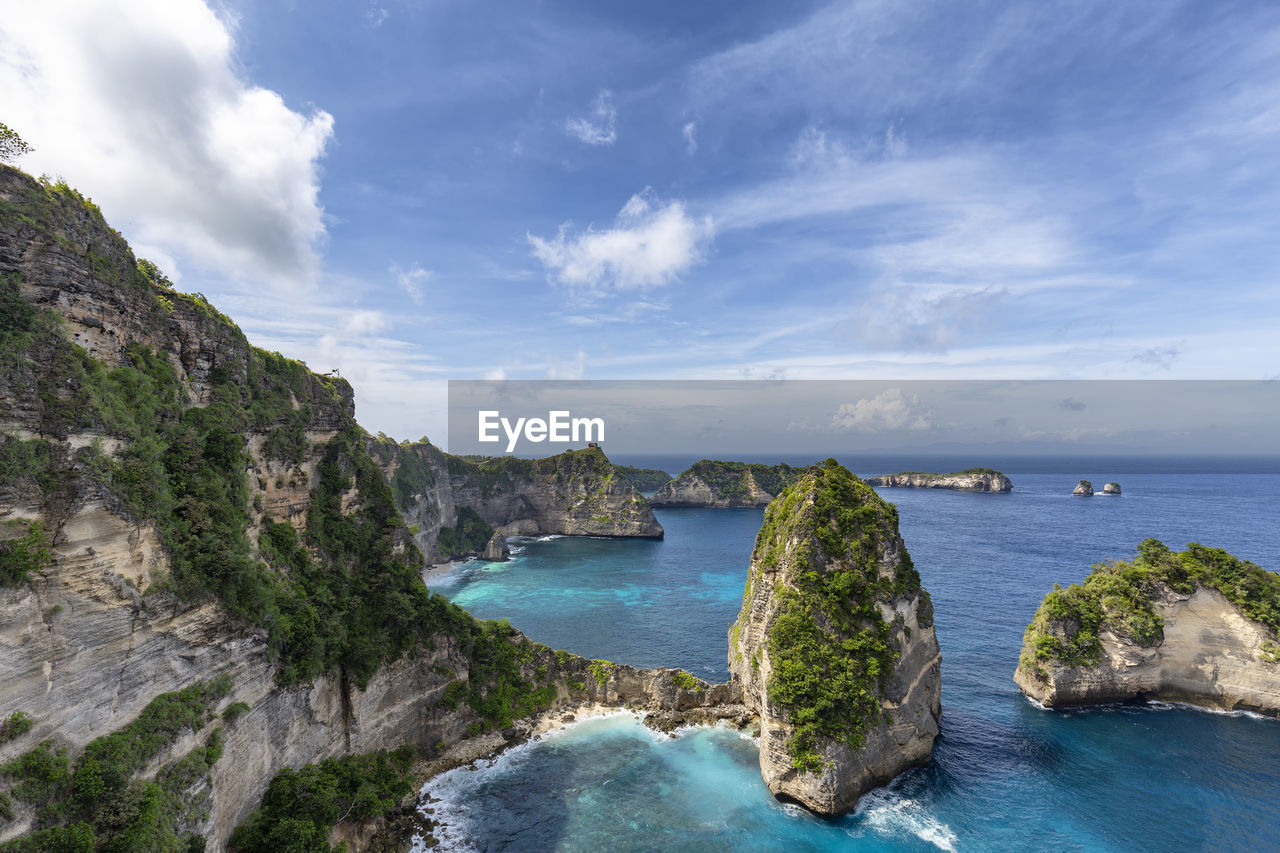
top-left (728, 460), bottom-right (941, 816)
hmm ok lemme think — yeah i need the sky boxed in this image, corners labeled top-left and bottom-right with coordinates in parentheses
top-left (2, 0), bottom-right (1279, 444)
top-left (445, 381), bottom-right (1280, 456)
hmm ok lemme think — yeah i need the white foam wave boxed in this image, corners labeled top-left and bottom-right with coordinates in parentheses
top-left (1144, 700), bottom-right (1272, 721)
top-left (414, 711), bottom-right (667, 849)
top-left (535, 534), bottom-right (564, 541)
top-left (856, 788), bottom-right (958, 852)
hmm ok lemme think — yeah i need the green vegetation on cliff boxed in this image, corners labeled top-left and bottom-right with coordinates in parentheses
top-left (681, 459), bottom-right (804, 502)
top-left (436, 507), bottom-right (495, 561)
top-left (228, 747), bottom-right (414, 853)
top-left (0, 679), bottom-right (230, 853)
top-left (612, 464), bottom-right (673, 491)
top-left (1019, 540), bottom-right (1280, 681)
top-left (746, 459), bottom-right (923, 771)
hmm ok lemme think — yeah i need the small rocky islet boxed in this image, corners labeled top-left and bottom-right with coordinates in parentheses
top-left (1015, 540), bottom-right (1280, 716)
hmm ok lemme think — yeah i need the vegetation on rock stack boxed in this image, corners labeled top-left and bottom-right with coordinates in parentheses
top-left (744, 459), bottom-right (925, 771)
top-left (0, 679), bottom-right (230, 853)
top-left (1019, 539), bottom-right (1280, 681)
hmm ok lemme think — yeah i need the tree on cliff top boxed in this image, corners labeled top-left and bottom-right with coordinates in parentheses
top-left (0, 122), bottom-right (33, 164)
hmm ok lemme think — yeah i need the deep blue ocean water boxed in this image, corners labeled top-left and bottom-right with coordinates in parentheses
top-left (420, 464), bottom-right (1280, 852)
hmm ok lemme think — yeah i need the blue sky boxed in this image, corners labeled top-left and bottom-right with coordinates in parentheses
top-left (3, 1), bottom-right (1279, 442)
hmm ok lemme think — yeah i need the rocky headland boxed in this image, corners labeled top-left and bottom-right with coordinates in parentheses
top-left (1015, 540), bottom-right (1280, 715)
top-left (863, 468), bottom-right (1013, 492)
top-left (650, 460), bottom-right (804, 507)
top-left (728, 459), bottom-right (942, 815)
top-left (612, 464), bottom-right (673, 492)
top-left (368, 439), bottom-right (663, 564)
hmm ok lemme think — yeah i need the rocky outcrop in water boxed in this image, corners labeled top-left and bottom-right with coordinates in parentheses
top-left (650, 460), bottom-right (803, 507)
top-left (1103, 482), bottom-right (1121, 495)
top-left (1015, 540), bottom-right (1280, 715)
top-left (728, 459), bottom-right (941, 815)
top-left (482, 531), bottom-right (510, 561)
top-left (1073, 479), bottom-right (1094, 496)
top-left (864, 468), bottom-right (1013, 492)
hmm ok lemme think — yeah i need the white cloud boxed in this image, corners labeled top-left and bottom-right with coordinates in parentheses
top-left (830, 389), bottom-right (933, 432)
top-left (391, 263), bottom-right (430, 305)
top-left (0, 0), bottom-right (333, 285)
top-left (528, 188), bottom-right (713, 293)
top-left (342, 310), bottom-right (388, 337)
top-left (682, 121), bottom-right (698, 155)
top-left (565, 90), bottom-right (617, 146)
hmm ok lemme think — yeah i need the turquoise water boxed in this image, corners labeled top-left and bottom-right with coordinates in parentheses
top-left (422, 471), bottom-right (1280, 851)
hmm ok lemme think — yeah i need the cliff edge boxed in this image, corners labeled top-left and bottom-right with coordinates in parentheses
top-left (728, 459), bottom-right (941, 815)
top-left (1015, 539), bottom-right (1280, 715)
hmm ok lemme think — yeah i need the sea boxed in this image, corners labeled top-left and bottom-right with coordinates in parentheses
top-left (419, 455), bottom-right (1280, 852)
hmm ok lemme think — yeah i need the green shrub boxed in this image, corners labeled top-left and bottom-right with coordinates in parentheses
top-left (0, 522), bottom-right (51, 586)
top-left (228, 748), bottom-right (414, 853)
top-left (0, 712), bottom-right (34, 744)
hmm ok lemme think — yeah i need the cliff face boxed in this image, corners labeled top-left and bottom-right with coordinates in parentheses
top-left (864, 469), bottom-right (1012, 492)
top-left (0, 165), bottom-right (684, 850)
top-left (1016, 540), bottom-right (1280, 715)
top-left (728, 460), bottom-right (941, 815)
top-left (650, 460), bottom-right (802, 507)
top-left (369, 440), bottom-right (663, 563)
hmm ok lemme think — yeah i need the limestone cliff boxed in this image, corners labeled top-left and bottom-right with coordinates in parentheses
top-left (1015, 540), bottom-right (1280, 715)
top-left (728, 460), bottom-right (941, 815)
top-left (0, 165), bottom-right (690, 851)
top-left (864, 468), bottom-right (1013, 492)
top-left (368, 439), bottom-right (663, 563)
top-left (651, 460), bottom-right (803, 507)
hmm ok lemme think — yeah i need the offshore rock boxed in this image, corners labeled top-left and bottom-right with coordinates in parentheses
top-left (1103, 482), bottom-right (1122, 495)
top-left (482, 531), bottom-right (510, 562)
top-left (1015, 540), bottom-right (1280, 716)
top-left (864, 468), bottom-right (1013, 493)
top-left (1073, 479), bottom-right (1094, 496)
top-left (728, 460), bottom-right (941, 815)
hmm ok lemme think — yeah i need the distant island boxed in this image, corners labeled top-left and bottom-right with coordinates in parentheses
top-left (612, 464), bottom-right (674, 492)
top-left (1015, 540), bottom-right (1280, 715)
top-left (863, 468), bottom-right (1013, 492)
top-left (650, 460), bottom-right (806, 507)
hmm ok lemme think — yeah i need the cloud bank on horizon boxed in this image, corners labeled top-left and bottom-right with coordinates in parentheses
top-left (2, 0), bottom-right (1278, 442)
